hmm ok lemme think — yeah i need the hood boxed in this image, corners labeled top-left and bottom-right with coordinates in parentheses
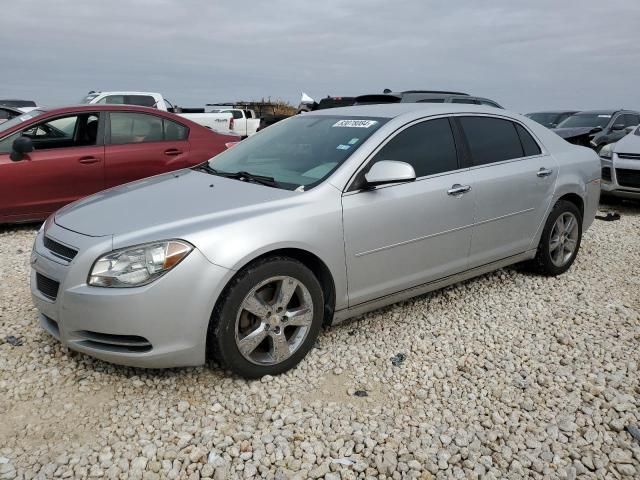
top-left (54, 169), bottom-right (296, 237)
top-left (613, 130), bottom-right (640, 154)
top-left (552, 127), bottom-right (599, 139)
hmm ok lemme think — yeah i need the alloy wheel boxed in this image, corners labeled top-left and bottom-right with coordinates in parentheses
top-left (549, 212), bottom-right (579, 267)
top-left (234, 276), bottom-right (314, 365)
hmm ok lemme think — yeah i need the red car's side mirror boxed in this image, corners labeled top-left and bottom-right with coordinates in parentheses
top-left (10, 136), bottom-right (34, 162)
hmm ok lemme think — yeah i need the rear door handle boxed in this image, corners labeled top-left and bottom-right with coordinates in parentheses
top-left (78, 156), bottom-right (100, 164)
top-left (164, 148), bottom-right (183, 156)
top-left (447, 184), bottom-right (471, 196)
top-left (537, 167), bottom-right (553, 177)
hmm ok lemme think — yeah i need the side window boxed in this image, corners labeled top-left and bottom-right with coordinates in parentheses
top-left (109, 113), bottom-right (163, 145)
top-left (0, 132), bottom-right (20, 154)
top-left (621, 114), bottom-right (640, 127)
top-left (458, 116), bottom-right (524, 166)
top-left (370, 118), bottom-right (459, 178)
top-left (163, 119), bottom-right (188, 141)
top-left (515, 124), bottom-right (542, 156)
top-left (101, 95), bottom-right (125, 105)
top-left (0, 109), bottom-right (11, 120)
top-left (126, 95), bottom-right (157, 108)
top-left (2, 114), bottom-right (99, 151)
top-left (232, 110), bottom-right (243, 119)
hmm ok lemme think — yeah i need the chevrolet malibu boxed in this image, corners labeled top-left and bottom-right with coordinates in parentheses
top-left (30, 104), bottom-right (601, 378)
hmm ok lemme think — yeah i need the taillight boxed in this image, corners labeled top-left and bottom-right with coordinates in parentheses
top-left (229, 116), bottom-right (234, 130)
top-left (225, 142), bottom-right (239, 150)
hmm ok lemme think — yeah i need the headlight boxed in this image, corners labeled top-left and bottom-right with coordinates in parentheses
top-left (88, 240), bottom-right (193, 287)
top-left (599, 143), bottom-right (613, 160)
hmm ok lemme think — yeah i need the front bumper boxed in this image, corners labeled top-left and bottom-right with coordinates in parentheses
top-left (30, 221), bottom-right (233, 368)
top-left (600, 155), bottom-right (640, 199)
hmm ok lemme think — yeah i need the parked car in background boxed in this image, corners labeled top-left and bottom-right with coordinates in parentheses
top-left (0, 99), bottom-right (37, 110)
top-left (297, 90), bottom-right (503, 113)
top-left (355, 90), bottom-right (504, 108)
top-left (525, 110), bottom-right (579, 129)
top-left (206, 106), bottom-right (261, 137)
top-left (209, 101), bottom-right (295, 132)
top-left (552, 109), bottom-right (640, 151)
top-left (297, 95), bottom-right (357, 113)
top-left (80, 91), bottom-right (256, 136)
top-left (599, 125), bottom-right (640, 199)
top-left (29, 104), bottom-right (599, 377)
top-left (0, 105), bottom-right (22, 124)
top-left (0, 105), bottom-right (238, 224)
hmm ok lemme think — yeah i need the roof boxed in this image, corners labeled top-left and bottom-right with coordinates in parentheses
top-left (305, 102), bottom-right (507, 119)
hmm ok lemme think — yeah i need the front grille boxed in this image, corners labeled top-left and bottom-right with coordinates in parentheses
top-left (618, 152), bottom-right (640, 160)
top-left (36, 273), bottom-right (60, 300)
top-left (44, 236), bottom-right (78, 261)
top-left (74, 331), bottom-right (152, 353)
top-left (601, 167), bottom-right (612, 182)
top-left (616, 168), bottom-right (640, 189)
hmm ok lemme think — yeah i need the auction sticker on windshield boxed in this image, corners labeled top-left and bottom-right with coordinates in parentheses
top-left (333, 120), bottom-right (378, 128)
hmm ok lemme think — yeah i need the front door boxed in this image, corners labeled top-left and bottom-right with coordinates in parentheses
top-left (0, 112), bottom-right (105, 221)
top-left (342, 117), bottom-right (475, 306)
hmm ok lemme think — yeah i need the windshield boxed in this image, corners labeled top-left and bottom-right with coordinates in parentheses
top-left (527, 112), bottom-right (562, 128)
top-left (557, 113), bottom-right (611, 129)
top-left (0, 109), bottom-right (46, 134)
top-left (204, 115), bottom-right (387, 190)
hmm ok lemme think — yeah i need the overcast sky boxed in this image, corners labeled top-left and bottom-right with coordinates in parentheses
top-left (3, 0), bottom-right (640, 112)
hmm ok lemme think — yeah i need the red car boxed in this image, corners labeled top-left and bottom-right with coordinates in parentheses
top-left (0, 105), bottom-right (238, 224)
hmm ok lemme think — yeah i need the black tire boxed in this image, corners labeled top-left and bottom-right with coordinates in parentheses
top-left (208, 256), bottom-right (324, 378)
top-left (528, 200), bottom-right (582, 276)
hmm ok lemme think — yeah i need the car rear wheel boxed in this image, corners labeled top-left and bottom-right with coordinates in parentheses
top-left (208, 256), bottom-right (324, 378)
top-left (529, 200), bottom-right (582, 276)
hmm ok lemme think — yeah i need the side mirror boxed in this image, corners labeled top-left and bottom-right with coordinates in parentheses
top-left (10, 136), bottom-right (34, 162)
top-left (364, 160), bottom-right (416, 188)
top-left (611, 123), bottom-right (625, 131)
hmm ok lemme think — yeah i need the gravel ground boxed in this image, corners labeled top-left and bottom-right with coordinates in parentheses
top-left (1, 201), bottom-right (639, 480)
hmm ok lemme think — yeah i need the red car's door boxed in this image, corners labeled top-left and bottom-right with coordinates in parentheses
top-left (104, 112), bottom-right (191, 188)
top-left (0, 112), bottom-right (105, 223)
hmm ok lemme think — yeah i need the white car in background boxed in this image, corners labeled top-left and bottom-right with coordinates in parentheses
top-left (599, 126), bottom-right (640, 199)
top-left (80, 91), bottom-right (259, 137)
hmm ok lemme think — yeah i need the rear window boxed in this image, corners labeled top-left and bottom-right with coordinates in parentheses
top-left (459, 116), bottom-right (524, 165)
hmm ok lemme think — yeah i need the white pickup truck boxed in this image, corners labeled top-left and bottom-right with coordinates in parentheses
top-left (80, 91), bottom-right (260, 137)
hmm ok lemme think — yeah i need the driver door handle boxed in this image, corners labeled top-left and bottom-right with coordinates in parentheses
top-left (537, 167), bottom-right (553, 177)
top-left (447, 184), bottom-right (471, 196)
top-left (164, 148), bottom-right (183, 156)
top-left (78, 156), bottom-right (100, 164)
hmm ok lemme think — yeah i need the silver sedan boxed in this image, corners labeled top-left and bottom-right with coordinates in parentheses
top-left (30, 104), bottom-right (601, 377)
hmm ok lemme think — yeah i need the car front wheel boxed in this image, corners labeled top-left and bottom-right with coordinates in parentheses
top-left (208, 256), bottom-right (324, 378)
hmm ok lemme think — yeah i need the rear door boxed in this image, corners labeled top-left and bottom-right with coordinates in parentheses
top-left (455, 115), bottom-right (557, 267)
top-left (0, 112), bottom-right (105, 221)
top-left (104, 112), bottom-right (191, 188)
top-left (342, 117), bottom-right (475, 306)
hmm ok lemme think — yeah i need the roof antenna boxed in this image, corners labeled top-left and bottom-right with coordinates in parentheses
top-left (383, 88), bottom-right (392, 94)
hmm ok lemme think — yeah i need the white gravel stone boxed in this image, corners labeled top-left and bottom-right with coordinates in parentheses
top-left (1, 203), bottom-right (639, 478)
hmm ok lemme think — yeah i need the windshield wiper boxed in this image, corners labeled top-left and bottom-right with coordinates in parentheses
top-left (192, 163), bottom-right (221, 175)
top-left (192, 164), bottom-right (280, 188)
top-left (227, 171), bottom-right (279, 187)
